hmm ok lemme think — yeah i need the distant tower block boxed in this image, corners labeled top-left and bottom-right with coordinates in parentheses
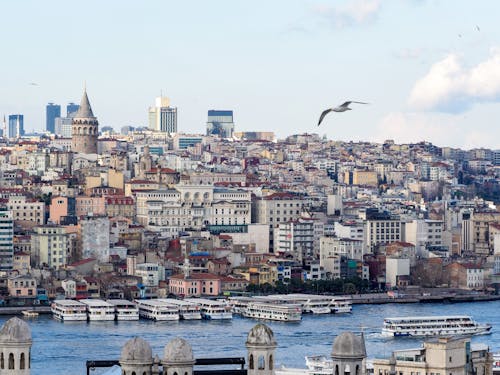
top-left (71, 88), bottom-right (98, 154)
top-left (246, 323), bottom-right (277, 375)
top-left (162, 337), bottom-right (195, 375)
top-left (0, 317), bottom-right (33, 374)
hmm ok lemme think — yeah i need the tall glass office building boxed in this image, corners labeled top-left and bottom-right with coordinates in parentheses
top-left (148, 97), bottom-right (177, 133)
top-left (67, 102), bottom-right (79, 117)
top-left (46, 103), bottom-right (61, 133)
top-left (8, 114), bottom-right (24, 138)
top-left (206, 110), bottom-right (234, 138)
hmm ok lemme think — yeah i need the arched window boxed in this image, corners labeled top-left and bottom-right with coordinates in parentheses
top-left (258, 355), bottom-right (265, 370)
top-left (269, 354), bottom-right (274, 370)
top-left (131, 372), bottom-right (136, 375)
top-left (249, 354), bottom-right (254, 369)
top-left (20, 353), bottom-right (25, 369)
top-left (335, 365), bottom-right (339, 375)
top-left (173, 372), bottom-right (178, 375)
top-left (356, 365), bottom-right (359, 375)
top-left (8, 353), bottom-right (14, 369)
top-left (1, 352), bottom-right (4, 369)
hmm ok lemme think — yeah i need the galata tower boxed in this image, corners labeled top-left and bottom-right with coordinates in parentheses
top-left (71, 88), bottom-right (98, 154)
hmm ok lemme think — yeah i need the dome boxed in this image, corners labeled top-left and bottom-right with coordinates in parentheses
top-left (331, 332), bottom-right (366, 359)
top-left (0, 317), bottom-right (31, 343)
top-left (246, 323), bottom-right (277, 347)
top-left (163, 337), bottom-right (194, 364)
top-left (120, 337), bottom-right (153, 362)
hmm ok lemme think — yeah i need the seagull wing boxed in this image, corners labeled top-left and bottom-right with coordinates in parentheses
top-left (350, 101), bottom-right (369, 105)
top-left (318, 108), bottom-right (333, 126)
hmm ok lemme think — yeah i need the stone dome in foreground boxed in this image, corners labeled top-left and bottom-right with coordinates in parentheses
top-left (331, 332), bottom-right (366, 359)
top-left (120, 337), bottom-right (153, 362)
top-left (0, 317), bottom-right (32, 343)
top-left (163, 337), bottom-right (194, 364)
top-left (246, 323), bottom-right (277, 347)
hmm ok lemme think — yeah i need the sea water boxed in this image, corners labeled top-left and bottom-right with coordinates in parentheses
top-left (3, 301), bottom-right (498, 374)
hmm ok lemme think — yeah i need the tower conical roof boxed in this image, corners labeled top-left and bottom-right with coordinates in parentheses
top-left (75, 89), bottom-right (95, 118)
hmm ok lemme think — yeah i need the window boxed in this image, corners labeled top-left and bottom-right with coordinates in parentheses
top-left (8, 353), bottom-right (14, 369)
top-left (258, 355), bottom-right (265, 370)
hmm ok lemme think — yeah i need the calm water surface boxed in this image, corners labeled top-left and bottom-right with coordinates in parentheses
top-left (3, 301), bottom-right (498, 375)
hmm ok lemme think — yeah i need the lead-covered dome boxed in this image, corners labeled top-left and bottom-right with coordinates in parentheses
top-left (163, 337), bottom-right (194, 364)
top-left (120, 337), bottom-right (153, 362)
top-left (246, 323), bottom-right (277, 347)
top-left (0, 317), bottom-right (31, 343)
top-left (331, 332), bottom-right (366, 359)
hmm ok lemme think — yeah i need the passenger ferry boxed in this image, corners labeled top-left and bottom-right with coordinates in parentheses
top-left (330, 297), bottom-right (352, 314)
top-left (227, 296), bottom-right (253, 314)
top-left (185, 298), bottom-right (232, 320)
top-left (51, 300), bottom-right (87, 321)
top-left (106, 299), bottom-right (139, 321)
top-left (135, 299), bottom-right (180, 321)
top-left (275, 356), bottom-right (373, 375)
top-left (157, 299), bottom-right (202, 320)
top-left (381, 315), bottom-right (492, 337)
top-left (243, 302), bottom-right (302, 322)
top-left (80, 299), bottom-right (115, 321)
top-left (253, 294), bottom-right (352, 314)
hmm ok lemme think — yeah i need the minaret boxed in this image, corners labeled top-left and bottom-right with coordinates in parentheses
top-left (71, 88), bottom-right (98, 154)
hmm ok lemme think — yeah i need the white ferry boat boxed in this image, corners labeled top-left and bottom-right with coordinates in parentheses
top-left (382, 315), bottom-right (492, 337)
top-left (275, 356), bottom-right (373, 375)
top-left (106, 299), bottom-right (139, 321)
top-left (227, 296), bottom-right (253, 314)
top-left (243, 302), bottom-right (302, 322)
top-left (51, 300), bottom-right (87, 321)
top-left (80, 299), bottom-right (115, 321)
top-left (330, 297), bottom-right (352, 314)
top-left (493, 352), bottom-right (500, 374)
top-left (157, 299), bottom-right (202, 320)
top-left (135, 299), bottom-right (180, 321)
top-left (185, 298), bottom-right (232, 320)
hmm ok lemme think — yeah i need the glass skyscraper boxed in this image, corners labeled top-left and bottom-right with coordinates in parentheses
top-left (148, 97), bottom-right (177, 133)
top-left (8, 114), bottom-right (24, 138)
top-left (67, 102), bottom-right (79, 117)
top-left (206, 110), bottom-right (234, 138)
top-left (46, 103), bottom-right (61, 133)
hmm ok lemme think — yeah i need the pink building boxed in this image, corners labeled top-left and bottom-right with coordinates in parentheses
top-left (50, 196), bottom-right (69, 224)
top-left (168, 273), bottom-right (221, 297)
top-left (75, 196), bottom-right (106, 218)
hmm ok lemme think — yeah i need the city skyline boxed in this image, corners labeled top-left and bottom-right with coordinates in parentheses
top-left (2, 1), bottom-right (500, 148)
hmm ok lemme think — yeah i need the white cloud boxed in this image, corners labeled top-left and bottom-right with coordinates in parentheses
top-left (314, 0), bottom-right (381, 28)
top-left (408, 47), bottom-right (500, 112)
top-left (375, 111), bottom-right (498, 149)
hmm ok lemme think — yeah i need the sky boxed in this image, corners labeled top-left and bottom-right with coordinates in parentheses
top-left (1, 0), bottom-right (500, 149)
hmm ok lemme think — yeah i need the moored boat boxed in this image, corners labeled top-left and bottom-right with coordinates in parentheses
top-left (80, 299), bottom-right (115, 321)
top-left (106, 299), bottom-right (139, 321)
top-left (135, 299), bottom-right (180, 321)
top-left (243, 302), bottom-right (302, 322)
top-left (51, 300), bottom-right (87, 321)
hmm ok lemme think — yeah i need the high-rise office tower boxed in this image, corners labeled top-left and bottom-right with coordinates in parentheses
top-left (67, 102), bottom-right (79, 117)
top-left (8, 114), bottom-right (24, 138)
top-left (148, 96), bottom-right (177, 133)
top-left (0, 209), bottom-right (14, 270)
top-left (46, 103), bottom-right (61, 133)
top-left (206, 110), bottom-right (234, 138)
top-left (71, 89), bottom-right (98, 154)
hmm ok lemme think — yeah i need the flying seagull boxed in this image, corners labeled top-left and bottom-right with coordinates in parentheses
top-left (317, 101), bottom-right (369, 126)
